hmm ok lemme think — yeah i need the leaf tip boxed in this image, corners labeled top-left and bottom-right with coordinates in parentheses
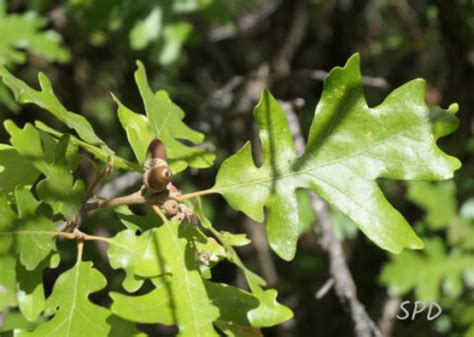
top-left (410, 237), bottom-right (425, 250)
top-left (37, 72), bottom-right (52, 90)
top-left (135, 59), bottom-right (145, 71)
top-left (448, 103), bottom-right (459, 114)
top-left (347, 52), bottom-right (361, 65)
top-left (270, 240), bottom-right (296, 261)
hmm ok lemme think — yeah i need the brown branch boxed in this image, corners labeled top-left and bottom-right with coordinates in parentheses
top-left (284, 100), bottom-right (382, 337)
top-left (82, 190), bottom-right (147, 213)
top-left (378, 296), bottom-right (401, 337)
top-left (96, 172), bottom-right (142, 199)
top-left (296, 69), bottom-right (391, 89)
top-left (242, 218), bottom-right (279, 286)
top-left (84, 157), bottom-right (113, 201)
top-left (208, 0), bottom-right (282, 42)
top-left (273, 0), bottom-right (309, 76)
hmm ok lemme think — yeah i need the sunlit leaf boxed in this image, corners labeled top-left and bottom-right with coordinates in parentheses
top-left (109, 220), bottom-right (220, 337)
top-left (212, 54), bottom-right (460, 260)
top-left (193, 198), bottom-right (293, 327)
top-left (17, 261), bottom-right (144, 337)
top-left (0, 66), bottom-right (106, 146)
top-left (113, 61), bottom-right (215, 173)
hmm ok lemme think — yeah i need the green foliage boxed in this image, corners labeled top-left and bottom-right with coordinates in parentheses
top-left (114, 61), bottom-right (215, 173)
top-left (109, 211), bottom-right (291, 336)
top-left (67, 0), bottom-right (257, 65)
top-left (407, 181), bottom-right (458, 230)
top-left (5, 122), bottom-right (85, 219)
top-left (17, 260), bottom-right (144, 337)
top-left (381, 181), bottom-right (474, 336)
top-left (212, 54), bottom-right (460, 260)
top-left (0, 66), bottom-right (140, 172)
top-left (380, 237), bottom-right (473, 301)
top-left (0, 66), bottom-right (105, 145)
top-left (0, 144), bottom-right (39, 198)
top-left (0, 53), bottom-right (463, 336)
top-left (0, 2), bottom-right (69, 66)
top-left (0, 187), bottom-right (57, 271)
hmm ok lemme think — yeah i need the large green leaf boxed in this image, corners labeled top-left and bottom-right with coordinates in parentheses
top-left (17, 261), bottom-right (143, 337)
top-left (109, 220), bottom-right (220, 337)
top-left (109, 214), bottom-right (288, 335)
top-left (111, 279), bottom-right (260, 328)
top-left (0, 66), bottom-right (105, 146)
top-left (5, 121), bottom-right (85, 219)
top-left (380, 238), bottom-right (474, 301)
top-left (0, 186), bottom-right (56, 271)
top-left (212, 54), bottom-right (461, 260)
top-left (0, 8), bottom-right (69, 66)
top-left (114, 61), bottom-right (215, 173)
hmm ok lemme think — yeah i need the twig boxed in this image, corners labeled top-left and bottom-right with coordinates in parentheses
top-left (299, 69), bottom-right (391, 89)
top-left (285, 100), bottom-right (382, 337)
top-left (378, 296), bottom-right (401, 337)
top-left (315, 278), bottom-right (335, 299)
top-left (96, 172), bottom-right (142, 199)
top-left (273, 0), bottom-right (309, 76)
top-left (208, 0), bottom-right (282, 42)
top-left (82, 190), bottom-right (147, 212)
top-left (84, 157), bottom-right (113, 200)
top-left (242, 218), bottom-right (279, 286)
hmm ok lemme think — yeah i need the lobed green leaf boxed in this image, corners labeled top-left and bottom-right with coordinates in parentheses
top-left (114, 61), bottom-right (215, 173)
top-left (17, 261), bottom-right (144, 337)
top-left (212, 54), bottom-right (461, 260)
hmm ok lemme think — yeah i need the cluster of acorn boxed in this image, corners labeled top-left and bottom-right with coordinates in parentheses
top-left (143, 139), bottom-right (196, 223)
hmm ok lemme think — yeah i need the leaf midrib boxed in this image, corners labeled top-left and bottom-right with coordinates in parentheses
top-left (214, 116), bottom-right (437, 194)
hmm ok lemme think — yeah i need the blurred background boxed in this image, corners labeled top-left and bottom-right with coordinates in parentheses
top-left (0, 0), bottom-right (473, 336)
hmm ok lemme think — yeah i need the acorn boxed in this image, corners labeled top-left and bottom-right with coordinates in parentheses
top-left (143, 139), bottom-right (172, 193)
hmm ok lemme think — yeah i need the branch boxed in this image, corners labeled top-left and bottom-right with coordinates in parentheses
top-left (297, 69), bottom-right (391, 89)
top-left (96, 172), bottom-right (142, 199)
top-left (272, 0), bottom-right (309, 76)
top-left (208, 0), bottom-right (282, 42)
top-left (378, 295), bottom-right (401, 337)
top-left (82, 190), bottom-right (147, 212)
top-left (284, 100), bottom-right (382, 337)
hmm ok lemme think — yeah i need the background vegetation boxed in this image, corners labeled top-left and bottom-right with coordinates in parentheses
top-left (0, 0), bottom-right (472, 336)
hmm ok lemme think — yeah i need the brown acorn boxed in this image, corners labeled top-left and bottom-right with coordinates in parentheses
top-left (147, 139), bottom-right (167, 161)
top-left (143, 139), bottom-right (172, 193)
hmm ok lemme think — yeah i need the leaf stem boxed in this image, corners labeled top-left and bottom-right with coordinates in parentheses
top-left (152, 205), bottom-right (168, 223)
top-left (176, 189), bottom-right (215, 201)
top-left (76, 238), bottom-right (84, 263)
